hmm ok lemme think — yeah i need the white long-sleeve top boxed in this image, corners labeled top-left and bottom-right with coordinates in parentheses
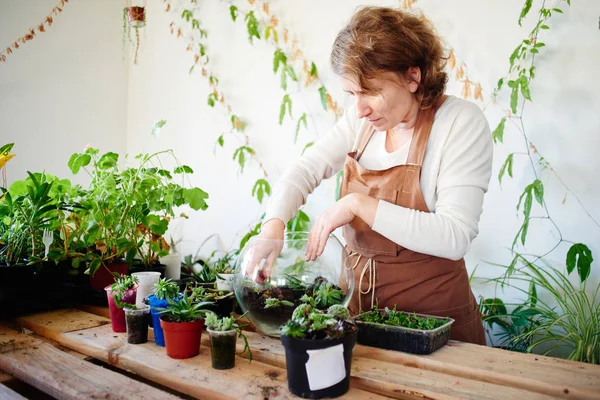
top-left (264, 95), bottom-right (494, 261)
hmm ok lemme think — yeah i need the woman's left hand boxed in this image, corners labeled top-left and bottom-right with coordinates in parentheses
top-left (305, 193), bottom-right (377, 261)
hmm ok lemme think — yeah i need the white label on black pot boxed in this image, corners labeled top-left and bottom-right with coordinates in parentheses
top-left (305, 344), bottom-right (345, 391)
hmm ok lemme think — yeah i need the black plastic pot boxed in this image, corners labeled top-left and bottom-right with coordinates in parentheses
top-left (281, 330), bottom-right (357, 399)
top-left (207, 295), bottom-right (236, 319)
top-left (354, 310), bottom-right (454, 355)
top-left (125, 306), bottom-right (150, 344)
top-left (208, 328), bottom-right (237, 369)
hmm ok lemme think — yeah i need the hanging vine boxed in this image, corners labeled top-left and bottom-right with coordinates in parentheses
top-left (163, 0), bottom-right (271, 204)
top-left (491, 0), bottom-right (594, 282)
top-left (1, 0), bottom-right (69, 63)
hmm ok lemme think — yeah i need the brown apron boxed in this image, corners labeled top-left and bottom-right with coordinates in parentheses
top-left (340, 97), bottom-right (486, 345)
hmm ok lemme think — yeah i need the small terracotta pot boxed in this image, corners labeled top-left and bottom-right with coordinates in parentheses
top-left (125, 6), bottom-right (145, 28)
top-left (160, 317), bottom-right (204, 359)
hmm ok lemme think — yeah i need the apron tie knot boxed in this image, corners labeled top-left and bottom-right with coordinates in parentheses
top-left (347, 251), bottom-right (377, 313)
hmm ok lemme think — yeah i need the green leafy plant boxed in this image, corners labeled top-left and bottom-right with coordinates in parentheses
top-left (208, 249), bottom-right (237, 275)
top-left (110, 274), bottom-right (139, 309)
top-left (484, 256), bottom-right (599, 364)
top-left (68, 141), bottom-right (209, 276)
top-left (312, 277), bottom-right (343, 309)
top-left (159, 291), bottom-right (214, 323)
top-left (183, 254), bottom-right (217, 284)
top-left (0, 172), bottom-right (68, 265)
top-left (357, 306), bottom-right (449, 331)
top-left (264, 298), bottom-right (294, 309)
top-left (153, 278), bottom-right (180, 301)
top-left (281, 302), bottom-right (355, 340)
top-left (205, 312), bottom-right (253, 362)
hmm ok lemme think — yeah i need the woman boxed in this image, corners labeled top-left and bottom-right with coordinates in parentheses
top-left (245, 6), bottom-right (492, 345)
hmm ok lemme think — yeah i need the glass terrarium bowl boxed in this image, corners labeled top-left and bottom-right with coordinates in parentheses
top-left (233, 232), bottom-right (354, 337)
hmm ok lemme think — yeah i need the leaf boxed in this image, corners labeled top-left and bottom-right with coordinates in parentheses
top-left (301, 141), bottom-right (314, 156)
top-left (285, 65), bottom-right (297, 81)
top-left (273, 49), bottom-right (286, 73)
top-left (67, 153), bottom-right (91, 174)
top-left (530, 48), bottom-right (539, 54)
top-left (519, 76), bottom-right (532, 101)
top-left (532, 179), bottom-right (544, 206)
top-left (0, 143), bottom-right (14, 156)
top-left (184, 187), bottom-right (209, 211)
top-left (510, 85), bottom-right (519, 114)
top-left (518, 0), bottom-right (533, 26)
top-left (181, 10), bottom-right (193, 22)
top-left (232, 146), bottom-right (253, 173)
top-left (295, 113), bottom-right (308, 143)
top-left (252, 179), bottom-right (271, 204)
top-left (310, 62), bottom-right (317, 77)
top-left (280, 68), bottom-right (287, 90)
top-left (520, 218), bottom-right (529, 246)
top-left (318, 86), bottom-right (328, 110)
top-left (553, 8), bottom-right (563, 13)
top-left (496, 78), bottom-right (504, 92)
top-left (528, 280), bottom-right (537, 307)
top-left (566, 243), bottom-right (593, 282)
top-left (151, 120), bottom-right (167, 137)
top-left (534, 42), bottom-right (545, 48)
top-left (279, 94), bottom-right (292, 125)
top-left (498, 153), bottom-right (514, 184)
top-left (492, 117), bottom-right (506, 144)
top-left (229, 5), bottom-right (238, 21)
top-left (97, 152), bottom-right (118, 170)
top-left (540, 25), bottom-right (550, 29)
top-left (207, 93), bottom-right (218, 107)
top-left (174, 165), bottom-right (193, 174)
top-left (244, 11), bottom-right (261, 43)
top-left (217, 135), bottom-right (224, 147)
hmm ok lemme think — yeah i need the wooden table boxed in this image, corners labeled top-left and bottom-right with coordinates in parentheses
top-left (1, 307), bottom-right (599, 399)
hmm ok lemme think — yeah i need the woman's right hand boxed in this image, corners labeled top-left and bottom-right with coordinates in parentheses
top-left (243, 219), bottom-right (285, 284)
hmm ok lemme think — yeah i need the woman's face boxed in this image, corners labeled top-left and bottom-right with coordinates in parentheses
top-left (340, 70), bottom-right (419, 131)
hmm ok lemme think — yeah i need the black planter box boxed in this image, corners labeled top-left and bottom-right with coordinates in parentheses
top-left (354, 311), bottom-right (454, 355)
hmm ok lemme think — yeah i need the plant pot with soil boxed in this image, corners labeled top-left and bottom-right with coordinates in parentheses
top-left (124, 304), bottom-right (150, 344)
top-left (147, 278), bottom-right (180, 346)
top-left (105, 274), bottom-right (139, 333)
top-left (280, 302), bottom-right (357, 399)
top-left (158, 292), bottom-right (213, 359)
top-left (205, 313), bottom-right (252, 370)
top-left (188, 284), bottom-right (236, 318)
top-left (354, 306), bottom-right (454, 355)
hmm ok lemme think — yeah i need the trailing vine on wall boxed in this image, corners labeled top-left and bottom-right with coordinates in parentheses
top-left (163, 0), bottom-right (272, 205)
top-left (491, 0), bottom-right (595, 280)
top-left (1, 0), bottom-right (69, 63)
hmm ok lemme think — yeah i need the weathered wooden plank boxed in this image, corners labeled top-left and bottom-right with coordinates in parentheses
top-left (0, 383), bottom-right (26, 400)
top-left (352, 341), bottom-right (600, 399)
top-left (0, 326), bottom-right (181, 400)
top-left (19, 311), bottom-right (387, 400)
top-left (206, 331), bottom-right (557, 400)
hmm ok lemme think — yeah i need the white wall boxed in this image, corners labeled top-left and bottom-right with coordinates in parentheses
top-left (0, 0), bottom-right (128, 184)
top-left (2, 1), bottom-right (599, 322)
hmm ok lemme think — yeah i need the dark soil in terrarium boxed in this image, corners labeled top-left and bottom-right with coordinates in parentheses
top-left (243, 276), bottom-right (342, 331)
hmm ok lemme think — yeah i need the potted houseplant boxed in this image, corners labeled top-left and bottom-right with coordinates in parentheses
top-left (124, 304), bottom-right (150, 344)
top-left (122, 6), bottom-right (145, 64)
top-left (147, 278), bottom-right (180, 346)
top-left (188, 284), bottom-right (236, 318)
top-left (210, 250), bottom-right (237, 292)
top-left (67, 145), bottom-right (209, 290)
top-left (204, 312), bottom-right (252, 370)
top-left (354, 306), bottom-right (453, 355)
top-left (159, 292), bottom-right (213, 359)
top-left (280, 303), bottom-right (357, 398)
top-left (183, 254), bottom-right (216, 289)
top-left (105, 274), bottom-right (138, 333)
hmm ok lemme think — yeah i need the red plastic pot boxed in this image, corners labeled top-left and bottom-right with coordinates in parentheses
top-left (90, 261), bottom-right (129, 291)
top-left (159, 318), bottom-right (204, 359)
top-left (105, 284), bottom-right (137, 333)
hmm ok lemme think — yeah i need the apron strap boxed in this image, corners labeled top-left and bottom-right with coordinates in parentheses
top-left (406, 95), bottom-right (448, 166)
top-left (353, 124), bottom-right (376, 161)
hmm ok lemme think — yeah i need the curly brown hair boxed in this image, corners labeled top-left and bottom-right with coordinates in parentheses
top-left (331, 6), bottom-right (448, 109)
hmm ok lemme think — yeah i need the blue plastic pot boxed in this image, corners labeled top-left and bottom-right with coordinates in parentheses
top-left (148, 294), bottom-right (169, 346)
